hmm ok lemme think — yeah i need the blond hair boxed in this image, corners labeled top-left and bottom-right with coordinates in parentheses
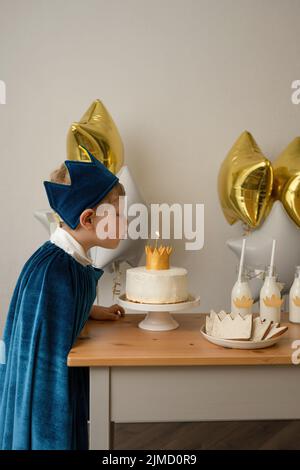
top-left (50, 163), bottom-right (70, 185)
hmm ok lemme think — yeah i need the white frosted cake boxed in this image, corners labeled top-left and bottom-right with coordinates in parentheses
top-left (125, 244), bottom-right (189, 304)
top-left (126, 266), bottom-right (188, 304)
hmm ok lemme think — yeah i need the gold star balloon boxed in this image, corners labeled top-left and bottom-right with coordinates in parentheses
top-left (273, 137), bottom-right (300, 227)
top-left (218, 131), bottom-right (273, 228)
top-left (67, 99), bottom-right (124, 174)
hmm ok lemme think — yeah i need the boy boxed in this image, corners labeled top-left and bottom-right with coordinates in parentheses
top-left (0, 148), bottom-right (125, 450)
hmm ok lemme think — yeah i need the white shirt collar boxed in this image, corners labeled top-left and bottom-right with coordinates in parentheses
top-left (50, 226), bottom-right (93, 267)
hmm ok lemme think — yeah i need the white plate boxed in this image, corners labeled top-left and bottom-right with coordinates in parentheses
top-left (118, 293), bottom-right (200, 312)
top-left (200, 326), bottom-right (281, 349)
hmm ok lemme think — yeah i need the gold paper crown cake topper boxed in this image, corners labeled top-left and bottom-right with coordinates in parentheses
top-left (145, 244), bottom-right (172, 270)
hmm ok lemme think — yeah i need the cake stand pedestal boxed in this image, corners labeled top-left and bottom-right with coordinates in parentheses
top-left (118, 294), bottom-right (200, 331)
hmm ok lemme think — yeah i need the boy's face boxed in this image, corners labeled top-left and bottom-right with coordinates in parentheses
top-left (91, 191), bottom-right (126, 249)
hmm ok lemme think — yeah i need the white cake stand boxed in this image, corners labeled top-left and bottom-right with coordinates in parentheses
top-left (118, 294), bottom-right (200, 331)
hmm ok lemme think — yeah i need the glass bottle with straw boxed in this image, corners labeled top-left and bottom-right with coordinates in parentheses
top-left (289, 265), bottom-right (300, 323)
top-left (231, 238), bottom-right (253, 317)
top-left (259, 239), bottom-right (282, 323)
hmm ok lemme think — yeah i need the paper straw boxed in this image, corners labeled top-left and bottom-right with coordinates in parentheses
top-left (238, 238), bottom-right (246, 282)
top-left (270, 239), bottom-right (276, 274)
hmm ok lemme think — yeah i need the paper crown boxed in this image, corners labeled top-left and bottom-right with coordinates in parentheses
top-left (44, 146), bottom-right (119, 229)
top-left (145, 245), bottom-right (172, 270)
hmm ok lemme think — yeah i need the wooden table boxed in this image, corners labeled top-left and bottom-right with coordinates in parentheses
top-left (67, 314), bottom-right (300, 450)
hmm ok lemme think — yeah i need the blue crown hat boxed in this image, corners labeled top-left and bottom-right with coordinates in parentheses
top-left (44, 147), bottom-right (119, 229)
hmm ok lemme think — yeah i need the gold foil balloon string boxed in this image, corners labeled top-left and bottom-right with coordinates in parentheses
top-left (218, 131), bottom-right (300, 229)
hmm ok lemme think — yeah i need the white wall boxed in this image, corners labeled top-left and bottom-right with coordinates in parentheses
top-left (1, 0), bottom-right (300, 333)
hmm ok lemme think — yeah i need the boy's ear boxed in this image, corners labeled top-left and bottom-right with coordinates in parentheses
top-left (79, 209), bottom-right (95, 230)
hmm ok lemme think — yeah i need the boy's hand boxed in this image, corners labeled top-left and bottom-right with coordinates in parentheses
top-left (90, 304), bottom-right (125, 321)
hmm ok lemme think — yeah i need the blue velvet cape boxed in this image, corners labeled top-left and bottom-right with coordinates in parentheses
top-left (0, 241), bottom-right (103, 450)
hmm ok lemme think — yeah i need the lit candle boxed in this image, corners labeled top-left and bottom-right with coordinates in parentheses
top-left (155, 230), bottom-right (159, 250)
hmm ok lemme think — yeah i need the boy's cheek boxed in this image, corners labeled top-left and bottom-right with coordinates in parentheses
top-left (95, 215), bottom-right (127, 241)
top-left (113, 216), bottom-right (126, 241)
top-left (118, 215), bottom-right (127, 239)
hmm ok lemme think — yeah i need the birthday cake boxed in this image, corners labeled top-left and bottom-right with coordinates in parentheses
top-left (126, 244), bottom-right (188, 304)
